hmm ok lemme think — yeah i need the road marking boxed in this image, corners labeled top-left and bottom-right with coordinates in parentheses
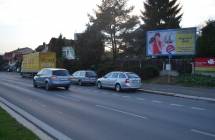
top-left (112, 94), bottom-right (120, 97)
top-left (136, 97), bottom-right (145, 101)
top-left (170, 104), bottom-right (184, 107)
top-left (152, 100), bottom-right (162, 103)
top-left (122, 96), bottom-right (130, 98)
top-left (191, 129), bottom-right (215, 138)
top-left (191, 107), bottom-right (206, 111)
top-left (56, 95), bottom-right (80, 102)
top-left (57, 111), bottom-right (63, 114)
top-left (96, 105), bottom-right (147, 119)
top-left (41, 104), bottom-right (46, 108)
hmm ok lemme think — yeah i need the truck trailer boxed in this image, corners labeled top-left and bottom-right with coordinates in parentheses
top-left (21, 52), bottom-right (56, 77)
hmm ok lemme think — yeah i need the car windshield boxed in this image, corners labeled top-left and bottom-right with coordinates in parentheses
top-left (86, 71), bottom-right (97, 77)
top-left (126, 73), bottom-right (139, 78)
top-left (53, 70), bottom-right (69, 76)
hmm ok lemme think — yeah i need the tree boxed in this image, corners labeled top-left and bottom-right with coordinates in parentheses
top-left (35, 42), bottom-right (46, 52)
top-left (197, 20), bottom-right (215, 57)
top-left (122, 25), bottom-right (146, 57)
top-left (76, 24), bottom-right (105, 69)
top-left (141, 0), bottom-right (183, 30)
top-left (0, 55), bottom-right (7, 70)
top-left (48, 34), bottom-right (64, 67)
top-left (89, 0), bottom-right (139, 61)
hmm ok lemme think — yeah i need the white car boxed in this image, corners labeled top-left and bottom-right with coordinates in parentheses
top-left (97, 71), bottom-right (142, 92)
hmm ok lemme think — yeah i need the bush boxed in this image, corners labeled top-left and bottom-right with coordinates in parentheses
top-left (96, 62), bottom-right (115, 77)
top-left (141, 65), bottom-right (160, 80)
top-left (177, 74), bottom-right (215, 87)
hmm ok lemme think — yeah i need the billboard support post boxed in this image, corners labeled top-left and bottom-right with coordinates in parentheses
top-left (168, 55), bottom-right (171, 83)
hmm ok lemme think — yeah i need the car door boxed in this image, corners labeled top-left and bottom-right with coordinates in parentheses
top-left (71, 71), bottom-right (79, 83)
top-left (35, 69), bottom-right (45, 86)
top-left (109, 72), bottom-right (119, 88)
top-left (101, 72), bottom-right (112, 87)
top-left (79, 71), bottom-right (85, 81)
top-left (40, 69), bottom-right (51, 86)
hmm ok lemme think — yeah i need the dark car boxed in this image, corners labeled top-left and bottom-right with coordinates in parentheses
top-left (71, 70), bottom-right (97, 86)
top-left (33, 68), bottom-right (71, 90)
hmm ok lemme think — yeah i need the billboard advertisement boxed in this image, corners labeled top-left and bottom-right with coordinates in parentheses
top-left (195, 58), bottom-right (215, 73)
top-left (146, 28), bottom-right (196, 56)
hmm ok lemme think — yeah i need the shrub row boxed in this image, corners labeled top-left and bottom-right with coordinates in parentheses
top-left (177, 74), bottom-right (215, 87)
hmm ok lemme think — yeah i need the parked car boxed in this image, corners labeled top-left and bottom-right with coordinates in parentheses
top-left (71, 70), bottom-right (97, 86)
top-left (33, 68), bottom-right (71, 90)
top-left (96, 71), bottom-right (142, 92)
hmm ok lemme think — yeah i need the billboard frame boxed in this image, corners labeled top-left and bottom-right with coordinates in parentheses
top-left (146, 27), bottom-right (197, 57)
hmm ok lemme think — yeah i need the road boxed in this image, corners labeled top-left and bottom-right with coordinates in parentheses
top-left (0, 72), bottom-right (215, 140)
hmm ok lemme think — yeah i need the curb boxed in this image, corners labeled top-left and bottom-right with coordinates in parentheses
top-left (139, 89), bottom-right (215, 102)
top-left (0, 96), bottom-right (72, 140)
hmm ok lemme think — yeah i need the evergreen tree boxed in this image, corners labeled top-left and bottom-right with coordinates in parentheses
top-left (197, 20), bottom-right (215, 57)
top-left (48, 34), bottom-right (64, 67)
top-left (142, 0), bottom-right (183, 30)
top-left (76, 24), bottom-right (105, 69)
top-left (89, 0), bottom-right (139, 61)
top-left (0, 55), bottom-right (6, 70)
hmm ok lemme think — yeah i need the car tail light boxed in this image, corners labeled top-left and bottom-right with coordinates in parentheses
top-left (51, 75), bottom-right (57, 80)
top-left (125, 79), bottom-right (130, 83)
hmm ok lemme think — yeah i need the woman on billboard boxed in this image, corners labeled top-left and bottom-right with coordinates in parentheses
top-left (149, 33), bottom-right (163, 55)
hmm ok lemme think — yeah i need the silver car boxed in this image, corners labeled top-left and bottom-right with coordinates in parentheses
top-left (71, 70), bottom-right (97, 86)
top-left (97, 71), bottom-right (142, 92)
top-left (33, 68), bottom-right (71, 90)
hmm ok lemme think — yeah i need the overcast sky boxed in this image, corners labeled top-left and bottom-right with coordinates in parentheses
top-left (0, 0), bottom-right (215, 54)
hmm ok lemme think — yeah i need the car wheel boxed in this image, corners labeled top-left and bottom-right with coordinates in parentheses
top-left (33, 80), bottom-right (38, 88)
top-left (115, 84), bottom-right (121, 92)
top-left (45, 82), bottom-right (50, 91)
top-left (65, 86), bottom-right (69, 90)
top-left (78, 80), bottom-right (82, 86)
top-left (97, 82), bottom-right (102, 89)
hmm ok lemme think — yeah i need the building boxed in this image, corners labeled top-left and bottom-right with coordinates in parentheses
top-left (47, 37), bottom-right (76, 60)
top-left (3, 47), bottom-right (34, 71)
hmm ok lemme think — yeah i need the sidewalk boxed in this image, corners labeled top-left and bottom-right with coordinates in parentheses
top-left (141, 83), bottom-right (215, 102)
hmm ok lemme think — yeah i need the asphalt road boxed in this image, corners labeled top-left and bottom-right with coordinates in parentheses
top-left (0, 72), bottom-right (215, 140)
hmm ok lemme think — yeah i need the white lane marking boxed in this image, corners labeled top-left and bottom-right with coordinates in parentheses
top-left (122, 96), bottom-right (130, 98)
top-left (96, 105), bottom-right (147, 119)
top-left (191, 129), bottom-right (215, 138)
top-left (191, 107), bottom-right (206, 111)
top-left (152, 100), bottom-right (162, 103)
top-left (57, 111), bottom-right (63, 114)
top-left (136, 97), bottom-right (145, 101)
top-left (170, 104), bottom-right (184, 107)
top-left (112, 94), bottom-right (120, 97)
top-left (56, 95), bottom-right (80, 102)
top-left (41, 104), bottom-right (46, 108)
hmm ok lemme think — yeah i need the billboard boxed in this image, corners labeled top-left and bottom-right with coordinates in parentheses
top-left (146, 28), bottom-right (196, 56)
top-left (195, 58), bottom-right (215, 73)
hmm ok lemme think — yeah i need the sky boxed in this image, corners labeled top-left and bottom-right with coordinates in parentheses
top-left (0, 0), bottom-right (215, 54)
